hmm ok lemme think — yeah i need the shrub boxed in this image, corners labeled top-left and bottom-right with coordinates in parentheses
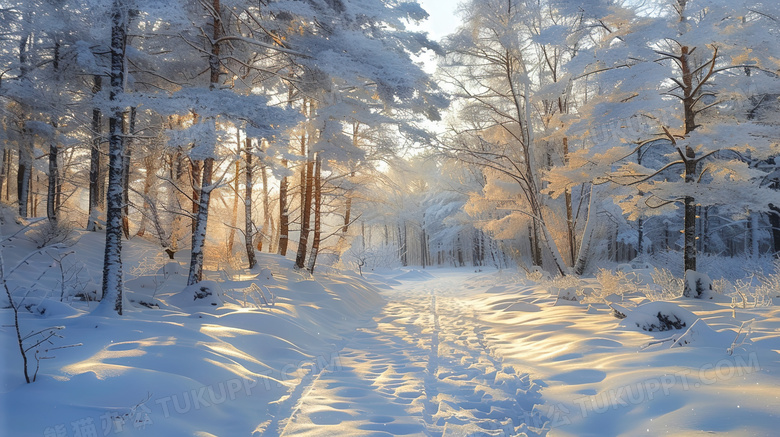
top-left (591, 268), bottom-right (641, 303)
top-left (647, 268), bottom-right (683, 301)
top-left (550, 275), bottom-right (584, 301)
top-left (26, 219), bottom-right (76, 249)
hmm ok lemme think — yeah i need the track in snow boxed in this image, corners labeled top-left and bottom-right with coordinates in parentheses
top-left (273, 273), bottom-right (548, 436)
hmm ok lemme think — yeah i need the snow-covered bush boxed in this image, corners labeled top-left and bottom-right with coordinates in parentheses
top-left (683, 270), bottom-right (712, 298)
top-left (754, 260), bottom-right (780, 305)
top-left (2, 251), bottom-right (81, 382)
top-left (526, 268), bottom-right (545, 283)
top-left (620, 301), bottom-right (696, 332)
top-left (732, 276), bottom-right (753, 309)
top-left (698, 254), bottom-right (775, 283)
top-left (729, 269), bottom-right (776, 309)
top-left (26, 219), bottom-right (76, 248)
top-left (50, 252), bottom-right (100, 303)
top-left (341, 242), bottom-right (401, 274)
top-left (167, 280), bottom-right (225, 308)
top-left (646, 268), bottom-right (683, 301)
top-left (593, 268), bottom-right (641, 302)
top-left (595, 268), bottom-right (622, 295)
top-left (711, 277), bottom-right (734, 296)
top-left (549, 275), bottom-right (584, 301)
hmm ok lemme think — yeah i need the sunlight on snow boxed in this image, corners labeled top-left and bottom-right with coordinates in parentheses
top-left (62, 347), bottom-right (147, 380)
top-left (199, 324), bottom-right (258, 338)
top-left (196, 341), bottom-right (265, 366)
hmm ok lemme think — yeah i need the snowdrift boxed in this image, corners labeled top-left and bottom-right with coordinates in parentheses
top-left (1, 229), bottom-right (384, 437)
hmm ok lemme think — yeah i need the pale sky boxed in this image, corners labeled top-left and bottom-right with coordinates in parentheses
top-left (414, 0), bottom-right (462, 41)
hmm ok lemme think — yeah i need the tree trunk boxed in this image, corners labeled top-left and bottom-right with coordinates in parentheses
top-left (457, 236), bottom-right (464, 267)
top-left (47, 130), bottom-right (59, 222)
top-left (400, 222), bottom-right (408, 266)
top-left (56, 148), bottom-right (65, 217)
top-left (702, 207), bottom-right (709, 254)
top-left (260, 161), bottom-right (272, 252)
top-left (136, 153), bottom-right (158, 237)
top-left (295, 148), bottom-right (314, 270)
top-left (343, 196), bottom-right (352, 234)
top-left (168, 150), bottom-right (188, 258)
top-left (420, 214), bottom-right (427, 269)
top-left (680, 45), bottom-right (699, 273)
top-left (342, 124), bottom-right (360, 236)
top-left (769, 205), bottom-right (780, 256)
top-left (187, 0), bottom-right (222, 285)
top-left (32, 174), bottom-right (38, 217)
top-left (5, 149), bottom-right (10, 202)
top-left (574, 185), bottom-right (596, 275)
top-left (227, 147), bottom-right (240, 256)
top-left (244, 137), bottom-right (256, 269)
top-left (278, 158), bottom-right (289, 256)
top-left (751, 211), bottom-right (760, 259)
top-left (539, 220), bottom-right (569, 275)
top-left (16, 27), bottom-right (31, 218)
top-left (88, 75), bottom-right (103, 231)
top-left (0, 147), bottom-right (6, 202)
top-left (188, 157), bottom-right (214, 285)
top-left (563, 137), bottom-right (576, 266)
top-left (191, 159), bottom-right (202, 234)
top-left (307, 154), bottom-right (322, 273)
top-left (398, 223), bottom-right (405, 265)
top-left (122, 107), bottom-right (136, 239)
top-left (46, 40), bottom-right (61, 222)
top-left (17, 131), bottom-right (31, 218)
top-left (472, 231), bottom-right (481, 267)
top-left (295, 102), bottom-right (312, 269)
top-left (683, 147), bottom-right (697, 272)
top-left (99, 0), bottom-right (127, 315)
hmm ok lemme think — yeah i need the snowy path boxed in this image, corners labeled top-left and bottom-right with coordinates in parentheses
top-left (273, 272), bottom-right (547, 436)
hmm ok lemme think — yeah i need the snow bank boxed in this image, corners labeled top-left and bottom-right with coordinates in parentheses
top-left (1, 239), bottom-right (384, 437)
top-left (20, 297), bottom-right (85, 318)
top-left (166, 280), bottom-right (226, 308)
top-left (461, 268), bottom-right (779, 437)
top-left (619, 301), bottom-right (697, 332)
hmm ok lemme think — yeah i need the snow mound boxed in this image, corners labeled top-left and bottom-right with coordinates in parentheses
top-left (668, 318), bottom-right (727, 348)
top-left (157, 261), bottom-right (185, 277)
top-left (619, 301), bottom-right (697, 332)
top-left (166, 280), bottom-right (225, 308)
top-left (393, 269), bottom-right (435, 281)
top-left (26, 298), bottom-right (84, 318)
top-left (252, 267), bottom-right (276, 283)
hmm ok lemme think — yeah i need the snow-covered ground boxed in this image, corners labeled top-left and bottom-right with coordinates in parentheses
top-left (461, 271), bottom-right (780, 436)
top-left (279, 269), bottom-right (545, 436)
top-left (2, 225), bottom-right (780, 436)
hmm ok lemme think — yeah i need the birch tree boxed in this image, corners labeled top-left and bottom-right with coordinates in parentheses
top-left (97, 0), bottom-right (129, 315)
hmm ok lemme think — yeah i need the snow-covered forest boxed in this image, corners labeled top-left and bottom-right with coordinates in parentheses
top-left (2, 0), bottom-right (780, 435)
